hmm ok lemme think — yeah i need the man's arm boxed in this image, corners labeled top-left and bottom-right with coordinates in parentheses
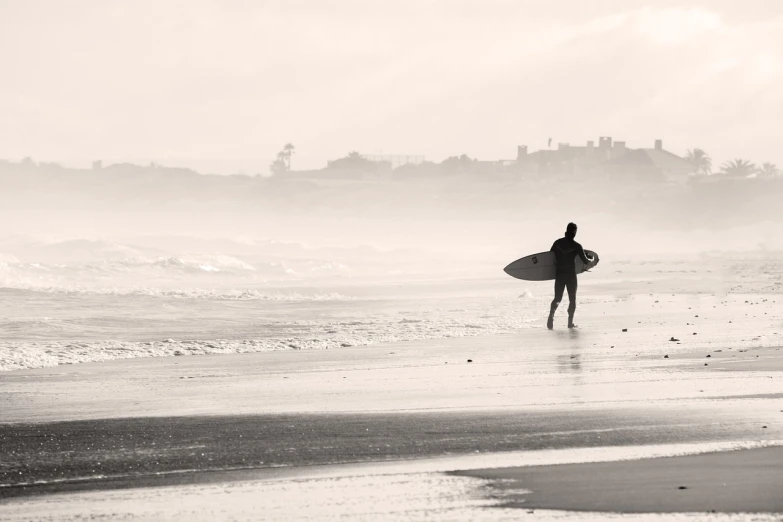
top-left (576, 242), bottom-right (592, 264)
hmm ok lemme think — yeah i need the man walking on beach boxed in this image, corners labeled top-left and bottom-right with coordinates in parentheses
top-left (547, 222), bottom-right (596, 330)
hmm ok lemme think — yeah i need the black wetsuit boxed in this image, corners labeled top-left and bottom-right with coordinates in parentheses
top-left (549, 236), bottom-right (591, 324)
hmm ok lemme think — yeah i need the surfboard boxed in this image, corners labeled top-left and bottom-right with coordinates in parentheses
top-left (504, 250), bottom-right (599, 281)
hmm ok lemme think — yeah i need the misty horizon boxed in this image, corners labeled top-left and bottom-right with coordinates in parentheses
top-left (2, 1), bottom-right (782, 172)
top-left (2, 133), bottom-right (779, 178)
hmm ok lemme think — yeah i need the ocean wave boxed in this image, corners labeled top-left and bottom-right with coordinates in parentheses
top-left (0, 286), bottom-right (354, 300)
top-left (0, 303), bottom-right (541, 371)
top-left (147, 254), bottom-right (257, 272)
top-left (0, 255), bottom-right (357, 293)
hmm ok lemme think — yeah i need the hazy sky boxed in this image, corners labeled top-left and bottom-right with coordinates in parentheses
top-left (2, 0), bottom-right (781, 172)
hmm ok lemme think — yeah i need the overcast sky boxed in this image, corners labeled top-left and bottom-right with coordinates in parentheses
top-left (1, 0), bottom-right (781, 172)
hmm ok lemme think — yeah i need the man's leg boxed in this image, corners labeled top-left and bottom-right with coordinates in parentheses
top-left (566, 275), bottom-right (578, 328)
top-left (548, 276), bottom-right (565, 329)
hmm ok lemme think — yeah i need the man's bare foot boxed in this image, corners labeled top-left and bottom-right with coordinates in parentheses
top-left (547, 315), bottom-right (554, 330)
top-left (568, 323), bottom-right (578, 329)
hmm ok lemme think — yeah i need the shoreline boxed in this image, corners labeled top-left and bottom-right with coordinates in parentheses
top-left (2, 327), bottom-right (781, 425)
top-left (2, 281), bottom-right (780, 373)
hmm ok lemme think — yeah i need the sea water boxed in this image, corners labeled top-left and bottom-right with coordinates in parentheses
top-left (0, 246), bottom-right (547, 371)
top-left (1, 238), bottom-right (780, 372)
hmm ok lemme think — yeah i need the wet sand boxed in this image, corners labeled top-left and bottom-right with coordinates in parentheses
top-left (455, 446), bottom-right (783, 513)
top-left (3, 407), bottom-right (780, 499)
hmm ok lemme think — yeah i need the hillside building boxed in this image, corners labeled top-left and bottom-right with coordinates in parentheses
top-left (516, 137), bottom-right (693, 182)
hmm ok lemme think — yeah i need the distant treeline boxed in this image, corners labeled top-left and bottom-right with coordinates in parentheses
top-left (1, 159), bottom-right (782, 230)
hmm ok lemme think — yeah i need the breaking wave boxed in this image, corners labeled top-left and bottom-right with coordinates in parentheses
top-left (0, 293), bottom-right (543, 371)
top-left (0, 255), bottom-right (355, 295)
top-left (0, 286), bottom-right (354, 300)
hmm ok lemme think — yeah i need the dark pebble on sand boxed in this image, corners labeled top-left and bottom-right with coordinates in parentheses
top-left (174, 351), bottom-right (184, 356)
top-left (664, 355), bottom-right (669, 358)
top-left (678, 486), bottom-right (688, 490)
top-left (669, 337), bottom-right (680, 342)
top-left (467, 359), bottom-right (473, 363)
top-left (622, 329), bottom-right (628, 332)
top-left (762, 426), bottom-right (767, 428)
top-left (706, 354), bottom-right (711, 358)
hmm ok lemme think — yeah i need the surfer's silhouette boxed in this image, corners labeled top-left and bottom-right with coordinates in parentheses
top-left (547, 223), bottom-right (596, 329)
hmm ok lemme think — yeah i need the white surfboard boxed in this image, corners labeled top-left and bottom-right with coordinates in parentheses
top-left (504, 250), bottom-right (599, 281)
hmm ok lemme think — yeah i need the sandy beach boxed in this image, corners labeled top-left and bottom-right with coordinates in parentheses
top-left (4, 1), bottom-right (783, 518)
top-left (455, 446), bottom-right (783, 513)
top-left (1, 283), bottom-right (782, 520)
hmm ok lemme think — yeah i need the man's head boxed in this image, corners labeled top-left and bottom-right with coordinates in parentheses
top-left (565, 222), bottom-right (577, 239)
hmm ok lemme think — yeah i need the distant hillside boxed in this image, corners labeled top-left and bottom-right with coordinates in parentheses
top-left (1, 161), bottom-right (782, 243)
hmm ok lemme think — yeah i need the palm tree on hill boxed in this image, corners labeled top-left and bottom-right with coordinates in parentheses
top-left (759, 162), bottom-right (781, 179)
top-left (719, 159), bottom-right (757, 178)
top-left (282, 143), bottom-right (295, 171)
top-left (685, 148), bottom-right (712, 175)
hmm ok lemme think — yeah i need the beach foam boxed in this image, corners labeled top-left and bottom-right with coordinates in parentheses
top-left (0, 288), bottom-right (543, 371)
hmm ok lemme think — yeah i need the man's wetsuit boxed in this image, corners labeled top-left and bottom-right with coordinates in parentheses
top-left (548, 236), bottom-right (591, 328)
